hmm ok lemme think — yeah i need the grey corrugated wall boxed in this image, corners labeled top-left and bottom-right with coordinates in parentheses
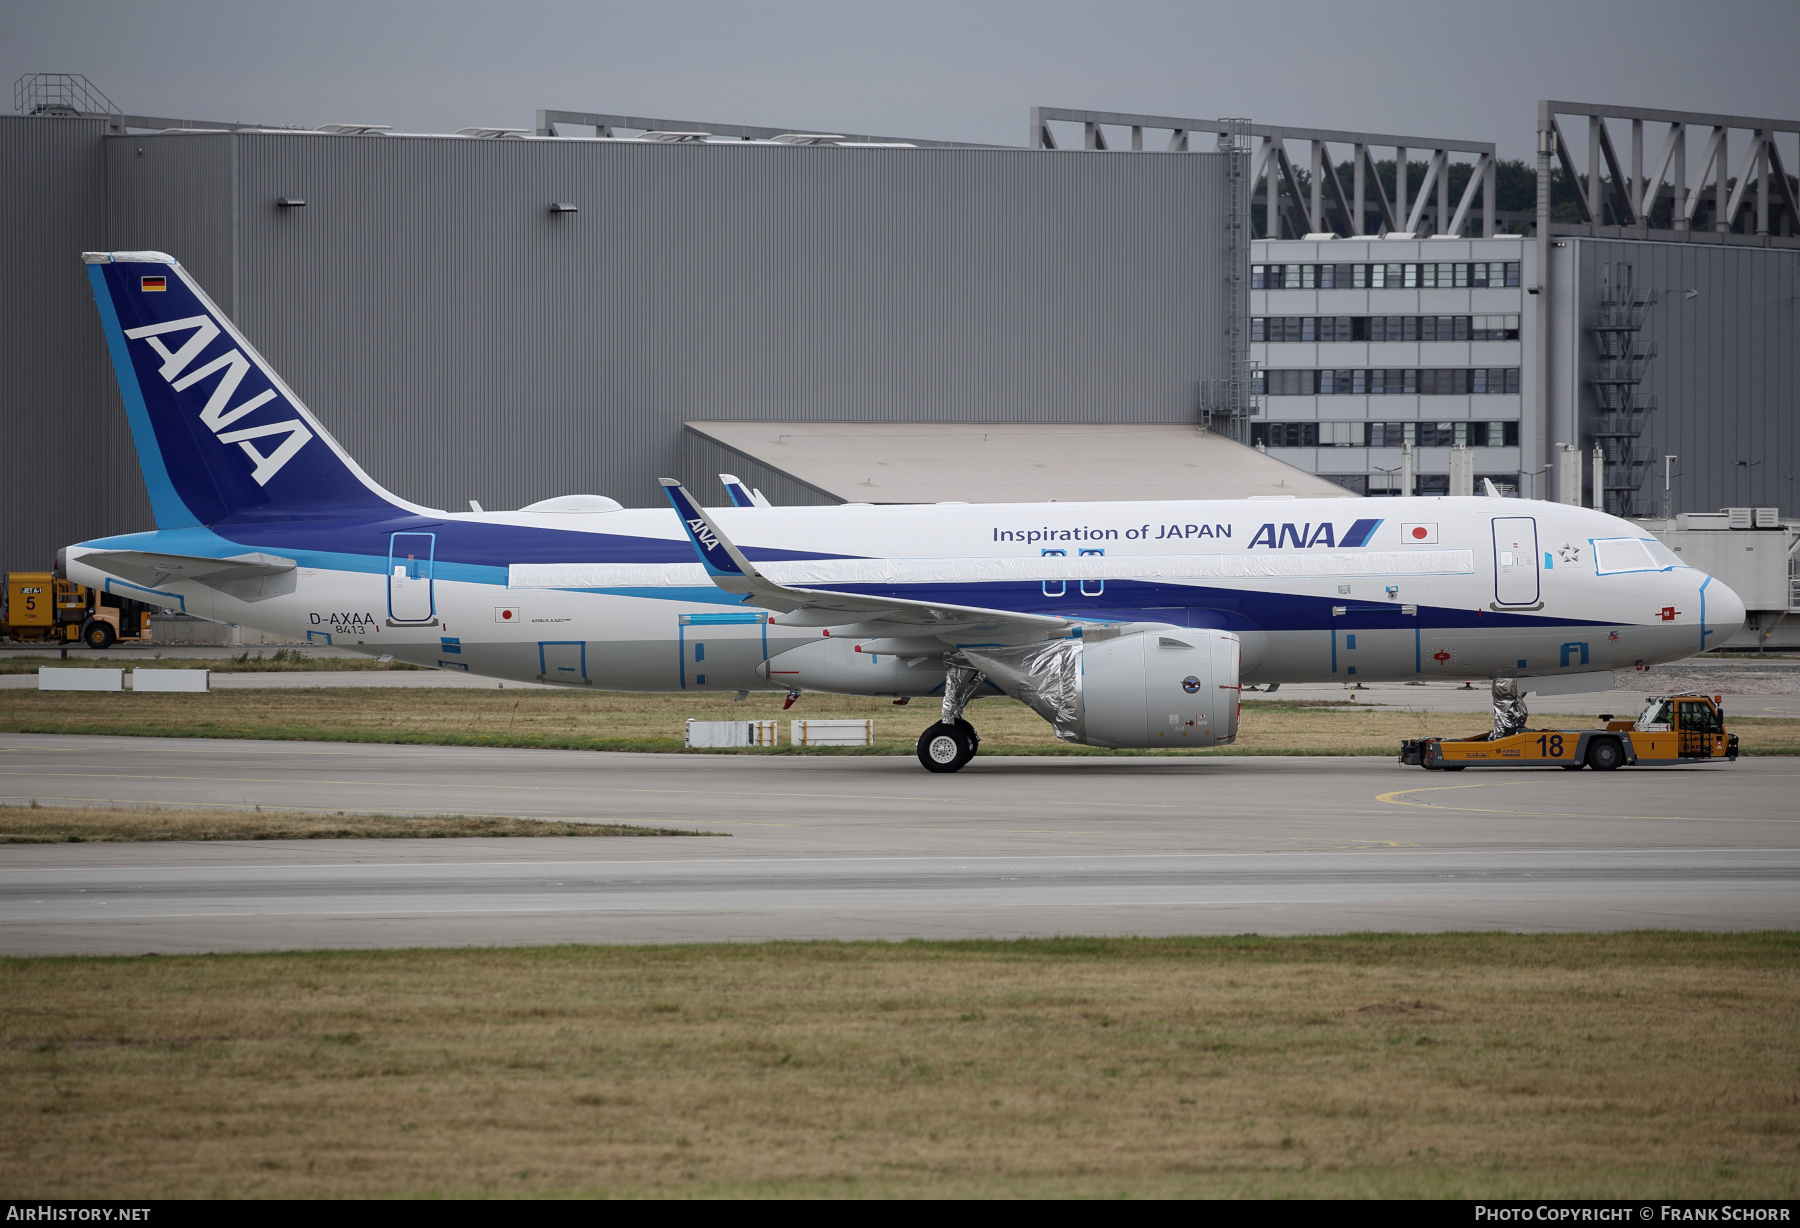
top-left (3, 121), bottom-right (1233, 569)
top-left (679, 428), bottom-right (839, 508)
top-left (0, 115), bottom-right (137, 574)
top-left (106, 132), bottom-right (1233, 515)
top-left (1574, 239), bottom-right (1800, 515)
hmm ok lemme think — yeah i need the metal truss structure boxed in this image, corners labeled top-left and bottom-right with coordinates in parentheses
top-left (1030, 106), bottom-right (1501, 239)
top-left (534, 108), bottom-right (988, 149)
top-left (14, 73), bottom-right (273, 134)
top-left (1538, 101), bottom-right (1799, 245)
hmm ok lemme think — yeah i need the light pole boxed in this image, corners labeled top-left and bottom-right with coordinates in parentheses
top-left (1519, 465), bottom-right (1547, 501)
top-left (1662, 455), bottom-right (1679, 520)
top-left (1372, 465), bottom-right (1400, 498)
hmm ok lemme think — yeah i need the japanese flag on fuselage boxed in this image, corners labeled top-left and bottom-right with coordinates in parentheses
top-left (1400, 522), bottom-right (1439, 544)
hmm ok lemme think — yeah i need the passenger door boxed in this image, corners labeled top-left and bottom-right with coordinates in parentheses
top-left (1491, 516), bottom-right (1541, 609)
top-left (387, 532), bottom-right (436, 624)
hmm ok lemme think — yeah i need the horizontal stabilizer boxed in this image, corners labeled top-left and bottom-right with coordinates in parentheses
top-left (81, 550), bottom-right (297, 592)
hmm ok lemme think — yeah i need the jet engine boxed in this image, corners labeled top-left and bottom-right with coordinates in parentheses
top-left (960, 628), bottom-right (1240, 748)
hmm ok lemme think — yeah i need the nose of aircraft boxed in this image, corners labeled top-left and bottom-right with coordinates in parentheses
top-left (1703, 574), bottom-right (1747, 645)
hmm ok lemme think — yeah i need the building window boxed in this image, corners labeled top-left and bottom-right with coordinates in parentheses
top-left (1257, 368), bottom-right (1518, 396)
top-left (1254, 261), bottom-right (1521, 291)
top-left (1366, 421), bottom-right (1519, 447)
top-left (1251, 423), bottom-right (1319, 448)
top-left (1256, 315), bottom-right (1519, 343)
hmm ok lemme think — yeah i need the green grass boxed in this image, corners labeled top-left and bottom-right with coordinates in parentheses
top-left (0, 802), bottom-right (711, 841)
top-left (4, 685), bottom-right (1797, 756)
top-left (3, 933), bottom-right (1796, 1198)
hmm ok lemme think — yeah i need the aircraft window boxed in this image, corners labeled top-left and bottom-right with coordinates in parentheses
top-left (1641, 539), bottom-right (1683, 568)
top-left (1593, 538), bottom-right (1663, 574)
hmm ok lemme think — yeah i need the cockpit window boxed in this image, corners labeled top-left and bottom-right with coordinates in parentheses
top-left (1594, 537), bottom-right (1675, 574)
top-left (1641, 539), bottom-right (1683, 569)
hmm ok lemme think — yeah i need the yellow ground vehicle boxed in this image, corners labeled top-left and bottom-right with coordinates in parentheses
top-left (2, 571), bottom-right (154, 649)
top-left (1400, 694), bottom-right (1738, 772)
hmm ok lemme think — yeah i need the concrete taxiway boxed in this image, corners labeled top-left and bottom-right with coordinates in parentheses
top-left (1, 733), bottom-right (1796, 955)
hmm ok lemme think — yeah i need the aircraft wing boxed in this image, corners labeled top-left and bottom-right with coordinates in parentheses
top-left (78, 550), bottom-right (297, 591)
top-left (660, 480), bottom-right (1069, 638)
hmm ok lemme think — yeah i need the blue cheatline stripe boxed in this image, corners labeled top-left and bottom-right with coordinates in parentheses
top-left (1340, 518), bottom-right (1383, 548)
top-left (103, 577), bottom-right (187, 612)
top-left (1699, 575), bottom-right (1711, 651)
top-left (87, 264), bottom-right (195, 528)
top-left (682, 612), bottom-right (766, 625)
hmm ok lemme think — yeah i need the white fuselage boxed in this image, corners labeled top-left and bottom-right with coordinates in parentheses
top-left (67, 495), bottom-right (1743, 696)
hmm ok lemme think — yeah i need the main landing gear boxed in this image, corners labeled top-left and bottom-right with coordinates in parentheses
top-left (917, 662), bottom-right (984, 773)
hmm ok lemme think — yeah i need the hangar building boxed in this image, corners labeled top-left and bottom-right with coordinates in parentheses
top-left (3, 82), bottom-right (1293, 579)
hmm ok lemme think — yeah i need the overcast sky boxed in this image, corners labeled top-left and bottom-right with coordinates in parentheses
top-left (6, 1), bottom-right (1796, 160)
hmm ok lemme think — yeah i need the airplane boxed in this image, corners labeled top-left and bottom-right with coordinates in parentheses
top-left (60, 250), bottom-right (1746, 772)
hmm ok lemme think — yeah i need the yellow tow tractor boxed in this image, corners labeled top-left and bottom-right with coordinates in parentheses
top-left (1400, 694), bottom-right (1738, 772)
top-left (2, 571), bottom-right (155, 649)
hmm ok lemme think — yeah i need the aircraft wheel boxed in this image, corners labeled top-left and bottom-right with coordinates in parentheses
top-left (917, 722), bottom-right (977, 773)
top-left (81, 620), bottom-right (116, 651)
top-left (1585, 738), bottom-right (1623, 772)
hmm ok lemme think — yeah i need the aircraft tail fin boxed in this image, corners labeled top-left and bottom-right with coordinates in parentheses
top-left (83, 251), bottom-right (410, 528)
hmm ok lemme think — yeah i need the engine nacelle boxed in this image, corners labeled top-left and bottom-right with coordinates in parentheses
top-left (756, 636), bottom-right (948, 696)
top-left (961, 629), bottom-right (1239, 748)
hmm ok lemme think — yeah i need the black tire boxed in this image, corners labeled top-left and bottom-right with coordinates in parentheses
top-left (1440, 765), bottom-right (1466, 772)
top-left (917, 721), bottom-right (977, 773)
top-left (1561, 763), bottom-right (1585, 771)
top-left (81, 620), bottom-right (116, 650)
top-left (1585, 738), bottom-right (1623, 772)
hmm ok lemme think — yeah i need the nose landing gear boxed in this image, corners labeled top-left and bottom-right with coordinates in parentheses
top-left (917, 661), bottom-right (984, 773)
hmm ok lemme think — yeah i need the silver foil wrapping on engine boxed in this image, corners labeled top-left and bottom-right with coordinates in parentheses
top-left (1491, 677), bottom-right (1527, 739)
top-left (957, 640), bottom-right (1085, 742)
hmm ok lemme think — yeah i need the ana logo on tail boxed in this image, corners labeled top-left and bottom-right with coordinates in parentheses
top-left (122, 314), bottom-right (314, 485)
top-left (687, 517), bottom-right (722, 551)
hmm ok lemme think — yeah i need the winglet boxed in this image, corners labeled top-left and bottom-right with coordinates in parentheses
top-left (660, 479), bottom-right (757, 581)
top-left (719, 473), bottom-right (757, 508)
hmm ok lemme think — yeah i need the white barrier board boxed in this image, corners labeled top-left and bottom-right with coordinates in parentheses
top-left (685, 719), bottom-right (778, 748)
top-left (38, 668), bottom-right (123, 692)
top-left (790, 719), bottom-right (874, 747)
top-left (132, 669), bottom-right (209, 693)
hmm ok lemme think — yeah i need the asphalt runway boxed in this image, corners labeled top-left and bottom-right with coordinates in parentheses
top-left (1, 733), bottom-right (1796, 955)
